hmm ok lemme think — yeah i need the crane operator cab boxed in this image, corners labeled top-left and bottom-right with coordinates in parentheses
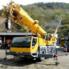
top-left (9, 34), bottom-right (39, 59)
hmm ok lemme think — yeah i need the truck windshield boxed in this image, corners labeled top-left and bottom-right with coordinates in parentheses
top-left (12, 37), bottom-right (31, 47)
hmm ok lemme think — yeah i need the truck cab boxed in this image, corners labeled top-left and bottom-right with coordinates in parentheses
top-left (10, 35), bottom-right (39, 58)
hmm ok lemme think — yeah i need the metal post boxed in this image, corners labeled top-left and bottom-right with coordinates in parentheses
top-left (4, 37), bottom-right (7, 60)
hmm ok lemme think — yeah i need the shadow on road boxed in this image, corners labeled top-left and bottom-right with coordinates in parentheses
top-left (0, 55), bottom-right (60, 67)
top-left (0, 58), bottom-right (41, 67)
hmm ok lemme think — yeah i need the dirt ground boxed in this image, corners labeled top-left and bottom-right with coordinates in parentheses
top-left (0, 49), bottom-right (69, 69)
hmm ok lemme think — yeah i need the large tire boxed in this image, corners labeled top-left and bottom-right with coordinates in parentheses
top-left (36, 57), bottom-right (41, 62)
top-left (36, 57), bottom-right (45, 62)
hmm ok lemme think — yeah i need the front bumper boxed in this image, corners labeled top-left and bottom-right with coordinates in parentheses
top-left (6, 51), bottom-right (38, 58)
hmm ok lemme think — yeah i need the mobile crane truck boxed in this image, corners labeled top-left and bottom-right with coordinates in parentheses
top-left (5, 2), bottom-right (57, 60)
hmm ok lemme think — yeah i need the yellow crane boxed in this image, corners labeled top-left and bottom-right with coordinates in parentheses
top-left (6, 2), bottom-right (57, 60)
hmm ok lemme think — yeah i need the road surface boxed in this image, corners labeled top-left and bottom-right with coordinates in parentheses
top-left (0, 49), bottom-right (69, 69)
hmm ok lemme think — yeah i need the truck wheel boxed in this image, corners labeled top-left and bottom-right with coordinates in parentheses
top-left (36, 57), bottom-right (45, 62)
top-left (36, 57), bottom-right (41, 62)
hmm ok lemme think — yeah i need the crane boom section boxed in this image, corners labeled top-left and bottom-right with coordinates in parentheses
top-left (10, 3), bottom-right (46, 36)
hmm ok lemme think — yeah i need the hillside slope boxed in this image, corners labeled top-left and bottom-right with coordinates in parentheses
top-left (23, 3), bottom-right (69, 36)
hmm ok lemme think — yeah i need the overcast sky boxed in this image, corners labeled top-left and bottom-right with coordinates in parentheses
top-left (0, 0), bottom-right (69, 9)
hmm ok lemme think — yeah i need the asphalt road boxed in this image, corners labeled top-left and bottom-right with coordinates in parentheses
top-left (0, 49), bottom-right (69, 69)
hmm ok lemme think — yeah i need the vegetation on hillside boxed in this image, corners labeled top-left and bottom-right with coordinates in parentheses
top-left (22, 3), bottom-right (69, 37)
